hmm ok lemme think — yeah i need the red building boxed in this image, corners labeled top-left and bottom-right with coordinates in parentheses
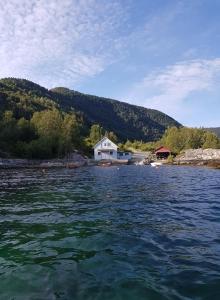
top-left (155, 146), bottom-right (171, 159)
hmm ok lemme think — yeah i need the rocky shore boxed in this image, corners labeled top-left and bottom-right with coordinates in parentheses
top-left (1, 149), bottom-right (220, 169)
top-left (174, 149), bottom-right (220, 169)
top-left (0, 153), bottom-right (131, 169)
top-left (0, 153), bottom-right (88, 169)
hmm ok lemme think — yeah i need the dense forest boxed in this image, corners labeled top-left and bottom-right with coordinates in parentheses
top-left (0, 77), bottom-right (180, 158)
top-left (50, 86), bottom-right (180, 141)
top-left (0, 78), bottom-right (180, 138)
top-left (1, 78), bottom-right (219, 159)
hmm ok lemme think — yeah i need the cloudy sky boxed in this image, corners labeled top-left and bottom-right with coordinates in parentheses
top-left (0, 0), bottom-right (220, 126)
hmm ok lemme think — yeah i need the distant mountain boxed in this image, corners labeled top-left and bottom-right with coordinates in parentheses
top-left (205, 127), bottom-right (220, 138)
top-left (0, 78), bottom-right (181, 141)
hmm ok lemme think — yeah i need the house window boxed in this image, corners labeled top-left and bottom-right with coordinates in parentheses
top-left (110, 151), bottom-right (113, 155)
top-left (107, 142), bottom-right (111, 146)
top-left (104, 143), bottom-right (107, 146)
top-left (98, 152), bottom-right (101, 155)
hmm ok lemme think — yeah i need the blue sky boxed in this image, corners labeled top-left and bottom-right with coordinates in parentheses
top-left (0, 0), bottom-right (220, 127)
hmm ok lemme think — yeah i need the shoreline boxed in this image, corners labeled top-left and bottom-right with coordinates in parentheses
top-left (171, 160), bottom-right (220, 169)
top-left (1, 148), bottom-right (220, 170)
top-left (0, 157), bottom-right (130, 169)
top-left (0, 158), bottom-right (220, 170)
top-left (0, 157), bottom-right (88, 169)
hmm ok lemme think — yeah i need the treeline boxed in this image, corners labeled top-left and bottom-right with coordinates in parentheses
top-left (0, 77), bottom-right (180, 143)
top-left (0, 109), bottom-right (85, 158)
top-left (85, 124), bottom-right (117, 146)
top-left (0, 110), bottom-right (119, 159)
top-left (205, 127), bottom-right (220, 138)
top-left (1, 110), bottom-right (219, 159)
top-left (123, 127), bottom-right (220, 154)
top-left (160, 127), bottom-right (220, 153)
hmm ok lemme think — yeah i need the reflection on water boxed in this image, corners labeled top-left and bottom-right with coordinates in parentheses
top-left (0, 166), bottom-right (220, 299)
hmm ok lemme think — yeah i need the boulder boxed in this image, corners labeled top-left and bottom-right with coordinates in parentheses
top-left (175, 148), bottom-right (220, 163)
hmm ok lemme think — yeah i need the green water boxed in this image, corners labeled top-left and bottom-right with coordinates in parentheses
top-left (0, 166), bottom-right (220, 299)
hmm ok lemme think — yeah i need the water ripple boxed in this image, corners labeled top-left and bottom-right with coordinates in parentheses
top-left (0, 165), bottom-right (220, 299)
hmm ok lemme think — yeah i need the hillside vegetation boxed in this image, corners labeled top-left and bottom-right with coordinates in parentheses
top-left (0, 78), bottom-right (219, 159)
top-left (124, 127), bottom-right (220, 154)
top-left (0, 77), bottom-right (180, 142)
top-left (205, 127), bottom-right (220, 138)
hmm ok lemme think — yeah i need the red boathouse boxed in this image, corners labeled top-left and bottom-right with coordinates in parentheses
top-left (155, 146), bottom-right (171, 159)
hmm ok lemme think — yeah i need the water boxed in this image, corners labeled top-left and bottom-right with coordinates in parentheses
top-left (0, 165), bottom-right (220, 300)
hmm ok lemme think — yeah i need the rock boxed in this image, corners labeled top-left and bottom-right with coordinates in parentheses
top-left (175, 148), bottom-right (220, 165)
top-left (66, 161), bottom-right (86, 168)
top-left (0, 153), bottom-right (88, 169)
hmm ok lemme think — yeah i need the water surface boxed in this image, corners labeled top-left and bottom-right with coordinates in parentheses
top-left (0, 165), bottom-right (220, 299)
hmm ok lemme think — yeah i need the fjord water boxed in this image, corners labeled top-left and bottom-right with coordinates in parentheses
top-left (0, 166), bottom-right (220, 300)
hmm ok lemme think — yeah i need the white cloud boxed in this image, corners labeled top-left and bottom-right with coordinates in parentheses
top-left (0, 0), bottom-right (128, 87)
top-left (126, 58), bottom-right (220, 122)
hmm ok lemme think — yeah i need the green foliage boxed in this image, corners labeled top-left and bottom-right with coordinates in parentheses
top-left (17, 118), bottom-right (36, 142)
top-left (120, 127), bottom-right (220, 154)
top-left (160, 127), bottom-right (220, 154)
top-left (51, 86), bottom-right (180, 142)
top-left (0, 77), bottom-right (182, 158)
top-left (89, 124), bottom-right (104, 145)
top-left (61, 113), bottom-right (81, 153)
top-left (167, 154), bottom-right (174, 163)
top-left (202, 131), bottom-right (220, 149)
top-left (123, 140), bottom-right (157, 152)
top-left (0, 77), bottom-right (180, 143)
top-left (0, 111), bottom-right (20, 154)
top-left (204, 127), bottom-right (220, 138)
top-left (0, 109), bottom-right (84, 159)
top-left (105, 131), bottom-right (118, 143)
top-left (0, 78), bottom-right (57, 119)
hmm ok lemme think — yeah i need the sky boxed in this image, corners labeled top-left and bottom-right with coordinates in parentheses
top-left (0, 0), bottom-right (220, 127)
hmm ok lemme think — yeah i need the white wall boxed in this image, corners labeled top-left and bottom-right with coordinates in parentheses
top-left (94, 149), bottom-right (118, 160)
top-left (94, 137), bottom-right (131, 161)
top-left (96, 138), bottom-right (117, 151)
top-left (94, 137), bottom-right (118, 160)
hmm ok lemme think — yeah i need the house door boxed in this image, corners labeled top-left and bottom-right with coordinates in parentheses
top-left (101, 151), bottom-right (110, 160)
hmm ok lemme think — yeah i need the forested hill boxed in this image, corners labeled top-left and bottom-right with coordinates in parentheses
top-left (0, 78), bottom-right (180, 141)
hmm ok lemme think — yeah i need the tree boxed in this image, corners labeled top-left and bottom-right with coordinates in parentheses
top-left (17, 118), bottom-right (35, 142)
top-left (160, 127), bottom-right (185, 153)
top-left (202, 131), bottom-right (220, 149)
top-left (89, 124), bottom-right (104, 145)
top-left (31, 109), bottom-right (63, 157)
top-left (0, 111), bottom-right (19, 152)
top-left (60, 113), bottom-right (81, 155)
top-left (160, 126), bottom-right (220, 153)
top-left (105, 131), bottom-right (118, 143)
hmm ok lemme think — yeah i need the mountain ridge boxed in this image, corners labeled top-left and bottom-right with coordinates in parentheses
top-left (0, 77), bottom-right (181, 142)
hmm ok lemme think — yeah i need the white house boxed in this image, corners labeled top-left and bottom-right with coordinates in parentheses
top-left (94, 137), bottom-right (131, 161)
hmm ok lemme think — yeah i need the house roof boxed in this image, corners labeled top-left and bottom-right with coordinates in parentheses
top-left (93, 136), bottom-right (118, 149)
top-left (155, 146), bottom-right (171, 153)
